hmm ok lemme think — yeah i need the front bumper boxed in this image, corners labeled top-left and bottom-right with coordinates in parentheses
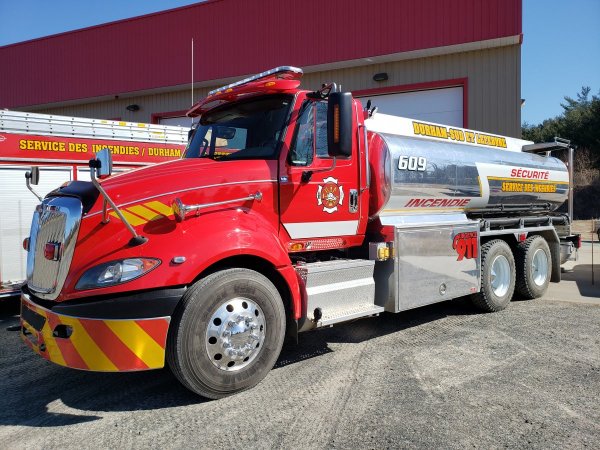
top-left (20, 292), bottom-right (171, 372)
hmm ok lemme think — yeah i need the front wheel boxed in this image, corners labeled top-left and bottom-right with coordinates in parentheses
top-left (167, 268), bottom-right (286, 399)
top-left (470, 239), bottom-right (516, 312)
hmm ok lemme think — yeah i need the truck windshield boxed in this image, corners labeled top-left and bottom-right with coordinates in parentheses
top-left (185, 94), bottom-right (293, 160)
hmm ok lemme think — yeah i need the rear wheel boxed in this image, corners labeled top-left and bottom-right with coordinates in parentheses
top-left (515, 235), bottom-right (551, 299)
top-left (167, 268), bottom-right (286, 399)
top-left (471, 239), bottom-right (516, 312)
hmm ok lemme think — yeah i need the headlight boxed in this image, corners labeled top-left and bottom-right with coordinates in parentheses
top-left (76, 258), bottom-right (160, 290)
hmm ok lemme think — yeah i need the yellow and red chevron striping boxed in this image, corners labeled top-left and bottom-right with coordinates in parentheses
top-left (135, 319), bottom-right (170, 347)
top-left (45, 312), bottom-right (87, 369)
top-left (79, 319), bottom-right (150, 370)
top-left (21, 295), bottom-right (170, 372)
top-left (109, 200), bottom-right (174, 227)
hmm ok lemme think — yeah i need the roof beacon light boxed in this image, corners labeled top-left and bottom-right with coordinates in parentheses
top-left (208, 66), bottom-right (303, 97)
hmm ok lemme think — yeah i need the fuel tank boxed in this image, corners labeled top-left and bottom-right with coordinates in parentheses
top-left (366, 115), bottom-right (569, 218)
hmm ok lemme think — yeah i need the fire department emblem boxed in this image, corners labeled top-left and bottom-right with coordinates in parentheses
top-left (317, 177), bottom-right (344, 214)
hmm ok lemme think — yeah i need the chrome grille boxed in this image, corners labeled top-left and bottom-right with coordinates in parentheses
top-left (26, 197), bottom-right (82, 300)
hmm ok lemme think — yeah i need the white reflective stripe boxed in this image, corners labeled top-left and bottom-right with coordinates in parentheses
top-left (283, 220), bottom-right (359, 239)
top-left (307, 277), bottom-right (373, 296)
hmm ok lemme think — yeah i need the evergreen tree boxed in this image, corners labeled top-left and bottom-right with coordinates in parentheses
top-left (522, 87), bottom-right (600, 219)
top-left (523, 87), bottom-right (600, 169)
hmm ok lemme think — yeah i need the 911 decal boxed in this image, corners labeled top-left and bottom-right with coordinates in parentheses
top-left (453, 232), bottom-right (478, 261)
top-left (398, 155), bottom-right (426, 171)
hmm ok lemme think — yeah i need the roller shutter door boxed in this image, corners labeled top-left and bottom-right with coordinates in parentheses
top-left (357, 86), bottom-right (463, 127)
top-left (0, 166), bottom-right (72, 285)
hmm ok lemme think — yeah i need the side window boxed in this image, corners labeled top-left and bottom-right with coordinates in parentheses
top-left (314, 101), bottom-right (328, 158)
top-left (289, 101), bottom-right (329, 166)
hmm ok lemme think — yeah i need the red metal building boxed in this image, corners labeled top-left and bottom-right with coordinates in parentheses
top-left (0, 0), bottom-right (523, 136)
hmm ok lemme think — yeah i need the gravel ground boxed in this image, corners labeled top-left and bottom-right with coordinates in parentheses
top-left (1, 292), bottom-right (598, 449)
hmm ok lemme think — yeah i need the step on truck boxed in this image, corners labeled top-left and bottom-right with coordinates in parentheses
top-left (19, 67), bottom-right (581, 398)
top-left (0, 110), bottom-right (188, 298)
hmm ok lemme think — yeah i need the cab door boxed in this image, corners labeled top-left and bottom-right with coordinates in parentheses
top-left (279, 98), bottom-right (361, 245)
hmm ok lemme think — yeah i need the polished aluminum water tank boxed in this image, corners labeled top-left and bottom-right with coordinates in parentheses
top-left (366, 117), bottom-right (569, 218)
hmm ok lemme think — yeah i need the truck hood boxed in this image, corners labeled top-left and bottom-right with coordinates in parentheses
top-left (95, 158), bottom-right (278, 212)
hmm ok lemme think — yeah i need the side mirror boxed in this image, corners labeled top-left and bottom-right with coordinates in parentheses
top-left (215, 126), bottom-right (236, 140)
top-left (26, 166), bottom-right (40, 185)
top-left (93, 148), bottom-right (113, 179)
top-left (25, 167), bottom-right (42, 201)
top-left (327, 92), bottom-right (353, 157)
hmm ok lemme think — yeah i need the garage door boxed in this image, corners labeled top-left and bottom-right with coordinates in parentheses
top-left (0, 166), bottom-right (72, 285)
top-left (357, 86), bottom-right (463, 127)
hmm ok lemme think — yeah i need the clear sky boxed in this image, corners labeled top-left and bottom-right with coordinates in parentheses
top-left (522, 0), bottom-right (600, 125)
top-left (0, 0), bottom-right (598, 126)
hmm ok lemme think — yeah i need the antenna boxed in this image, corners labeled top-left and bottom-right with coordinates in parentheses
top-left (191, 38), bottom-right (194, 107)
top-left (191, 38), bottom-right (195, 127)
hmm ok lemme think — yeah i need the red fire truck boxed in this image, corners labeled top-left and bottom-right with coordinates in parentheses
top-left (0, 110), bottom-right (187, 297)
top-left (19, 67), bottom-right (579, 398)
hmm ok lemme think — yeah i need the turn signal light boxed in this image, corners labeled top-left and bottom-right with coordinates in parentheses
top-left (289, 242), bottom-right (304, 252)
top-left (23, 237), bottom-right (30, 252)
top-left (333, 104), bottom-right (340, 143)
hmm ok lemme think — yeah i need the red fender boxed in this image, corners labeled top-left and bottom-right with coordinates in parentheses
top-left (63, 208), bottom-right (303, 319)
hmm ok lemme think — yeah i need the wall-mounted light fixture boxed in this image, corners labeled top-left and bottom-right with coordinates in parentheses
top-left (126, 104), bottom-right (140, 112)
top-left (372, 73), bottom-right (388, 82)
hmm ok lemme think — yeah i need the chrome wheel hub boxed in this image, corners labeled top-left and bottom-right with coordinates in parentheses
top-left (205, 297), bottom-right (266, 371)
top-left (532, 248), bottom-right (548, 286)
top-left (490, 255), bottom-right (510, 297)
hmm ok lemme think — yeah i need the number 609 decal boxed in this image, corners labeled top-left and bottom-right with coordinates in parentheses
top-left (398, 155), bottom-right (427, 171)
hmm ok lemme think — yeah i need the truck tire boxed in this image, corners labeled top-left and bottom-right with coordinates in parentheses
top-left (470, 239), bottom-right (516, 312)
top-left (167, 268), bottom-right (286, 399)
top-left (515, 235), bottom-right (551, 299)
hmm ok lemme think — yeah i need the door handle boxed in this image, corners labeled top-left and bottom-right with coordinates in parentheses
top-left (349, 189), bottom-right (358, 213)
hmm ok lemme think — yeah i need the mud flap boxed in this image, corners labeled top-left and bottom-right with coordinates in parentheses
top-left (549, 240), bottom-right (561, 283)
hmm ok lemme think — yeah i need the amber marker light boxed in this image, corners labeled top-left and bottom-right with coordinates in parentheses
top-left (333, 104), bottom-right (340, 143)
top-left (289, 242), bottom-right (304, 251)
top-left (264, 81), bottom-right (276, 87)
